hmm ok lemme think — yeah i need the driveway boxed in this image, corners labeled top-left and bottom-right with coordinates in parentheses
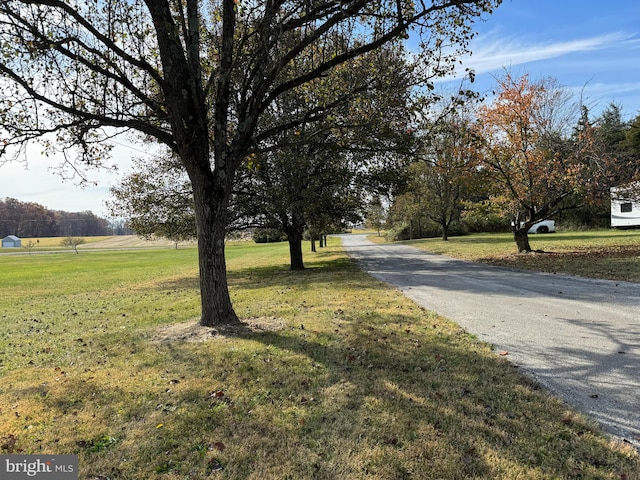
top-left (340, 234), bottom-right (640, 449)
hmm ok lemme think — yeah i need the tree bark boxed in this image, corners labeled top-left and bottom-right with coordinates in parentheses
top-left (514, 227), bottom-right (532, 253)
top-left (441, 217), bottom-right (449, 241)
top-left (190, 167), bottom-right (239, 327)
top-left (287, 231), bottom-right (305, 270)
top-left (196, 214), bottom-right (238, 326)
top-left (145, 0), bottom-right (238, 327)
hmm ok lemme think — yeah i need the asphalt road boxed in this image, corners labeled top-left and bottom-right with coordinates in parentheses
top-left (340, 234), bottom-right (640, 449)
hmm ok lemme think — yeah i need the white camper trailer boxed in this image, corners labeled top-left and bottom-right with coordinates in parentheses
top-left (611, 185), bottom-right (640, 227)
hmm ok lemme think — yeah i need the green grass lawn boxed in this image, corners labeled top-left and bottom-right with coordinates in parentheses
top-left (1, 239), bottom-right (638, 479)
top-left (391, 229), bottom-right (640, 283)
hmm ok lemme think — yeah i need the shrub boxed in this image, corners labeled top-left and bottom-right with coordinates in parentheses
top-left (252, 228), bottom-right (287, 243)
top-left (461, 202), bottom-right (510, 233)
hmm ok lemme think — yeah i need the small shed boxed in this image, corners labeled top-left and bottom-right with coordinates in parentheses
top-left (1, 235), bottom-right (22, 248)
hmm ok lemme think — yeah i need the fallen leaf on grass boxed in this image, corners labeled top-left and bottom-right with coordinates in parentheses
top-left (1, 434), bottom-right (17, 453)
top-left (208, 459), bottom-right (223, 473)
top-left (209, 442), bottom-right (225, 452)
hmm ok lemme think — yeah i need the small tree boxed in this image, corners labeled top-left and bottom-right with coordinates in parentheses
top-left (476, 72), bottom-right (579, 252)
top-left (365, 196), bottom-right (386, 236)
top-left (412, 102), bottom-right (479, 240)
top-left (387, 191), bottom-right (433, 240)
top-left (61, 236), bottom-right (85, 254)
top-left (22, 240), bottom-right (37, 255)
top-left (107, 154), bottom-right (196, 248)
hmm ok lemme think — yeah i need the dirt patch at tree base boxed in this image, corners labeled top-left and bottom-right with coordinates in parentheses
top-left (153, 317), bottom-right (287, 343)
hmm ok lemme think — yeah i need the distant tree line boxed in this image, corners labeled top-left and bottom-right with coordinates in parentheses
top-left (381, 73), bottom-right (640, 250)
top-left (0, 197), bottom-right (124, 237)
top-left (111, 73), bottom-right (640, 260)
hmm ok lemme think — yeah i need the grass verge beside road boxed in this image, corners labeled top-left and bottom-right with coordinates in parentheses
top-left (1, 239), bottom-right (638, 478)
top-left (384, 229), bottom-right (640, 283)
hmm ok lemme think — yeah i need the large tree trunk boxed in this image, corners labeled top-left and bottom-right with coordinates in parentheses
top-left (287, 230), bottom-right (305, 270)
top-left (514, 227), bottom-right (532, 253)
top-left (196, 211), bottom-right (239, 326)
top-left (190, 168), bottom-right (239, 327)
top-left (441, 217), bottom-right (449, 241)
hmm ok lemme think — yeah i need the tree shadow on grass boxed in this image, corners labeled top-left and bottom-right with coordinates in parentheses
top-left (217, 315), bottom-right (637, 478)
top-left (7, 242), bottom-right (637, 477)
top-left (6, 303), bottom-right (639, 479)
top-left (149, 253), bottom-right (363, 294)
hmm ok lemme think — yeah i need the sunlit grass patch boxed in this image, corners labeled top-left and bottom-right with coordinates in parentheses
top-left (404, 229), bottom-right (640, 282)
top-left (1, 237), bottom-right (638, 478)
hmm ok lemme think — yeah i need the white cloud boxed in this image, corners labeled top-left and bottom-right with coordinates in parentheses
top-left (449, 31), bottom-right (634, 78)
top-left (569, 80), bottom-right (640, 117)
top-left (431, 29), bottom-right (640, 116)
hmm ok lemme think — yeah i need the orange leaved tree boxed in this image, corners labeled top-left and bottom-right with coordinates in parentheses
top-left (476, 72), bottom-right (583, 252)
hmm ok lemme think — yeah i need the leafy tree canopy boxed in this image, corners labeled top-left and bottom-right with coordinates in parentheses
top-left (0, 0), bottom-right (502, 325)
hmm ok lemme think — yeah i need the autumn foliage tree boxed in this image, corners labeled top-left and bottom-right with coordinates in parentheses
top-left (0, 198), bottom-right (110, 237)
top-left (0, 0), bottom-right (501, 326)
top-left (475, 72), bottom-right (581, 252)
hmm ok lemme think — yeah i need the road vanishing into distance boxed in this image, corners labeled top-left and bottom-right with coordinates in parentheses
top-left (340, 234), bottom-right (640, 449)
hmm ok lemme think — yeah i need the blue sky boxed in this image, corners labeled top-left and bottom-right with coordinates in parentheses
top-left (1, 0), bottom-right (639, 217)
top-left (448, 0), bottom-right (640, 117)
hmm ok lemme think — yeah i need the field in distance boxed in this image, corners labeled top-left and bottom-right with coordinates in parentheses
top-left (3, 235), bottom-right (195, 251)
top-left (80, 235), bottom-right (195, 249)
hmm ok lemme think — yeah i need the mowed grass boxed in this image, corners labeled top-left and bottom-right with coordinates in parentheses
top-left (395, 229), bottom-right (640, 282)
top-left (1, 239), bottom-right (639, 479)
